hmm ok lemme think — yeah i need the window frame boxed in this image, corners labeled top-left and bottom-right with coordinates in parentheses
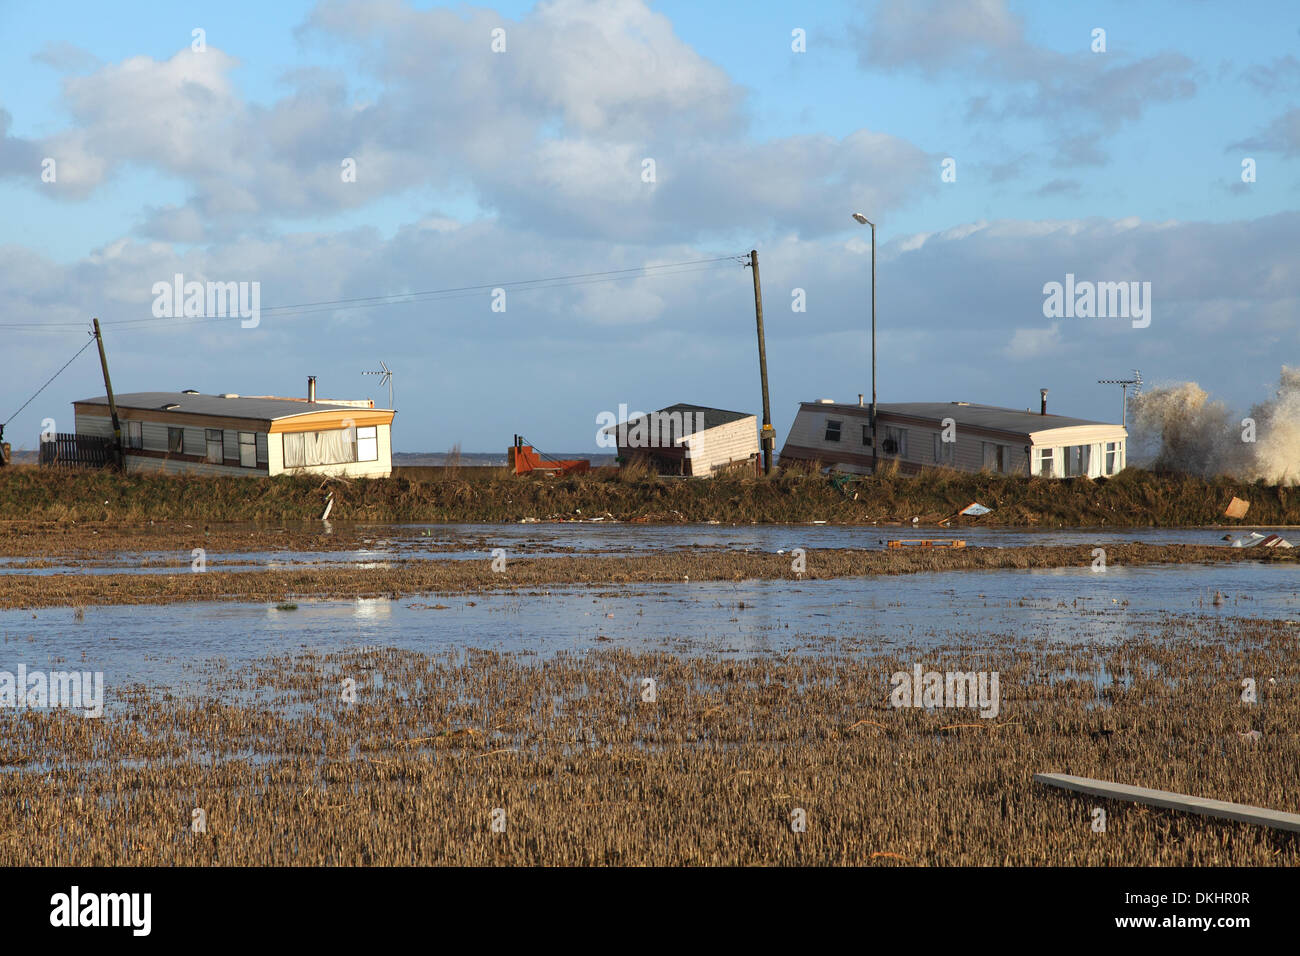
top-left (238, 431), bottom-right (257, 469)
top-left (1036, 447), bottom-right (1055, 478)
top-left (204, 428), bottom-right (223, 464)
top-left (281, 428), bottom-right (360, 469)
top-left (1104, 441), bottom-right (1120, 475)
top-left (933, 432), bottom-right (954, 466)
top-left (125, 420), bottom-right (143, 450)
top-left (167, 427), bottom-right (184, 455)
top-left (356, 425), bottom-right (378, 463)
top-left (824, 419), bottom-right (842, 443)
top-left (882, 426), bottom-right (907, 458)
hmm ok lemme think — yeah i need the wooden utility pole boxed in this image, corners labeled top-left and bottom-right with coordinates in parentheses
top-left (92, 317), bottom-right (124, 468)
top-left (748, 250), bottom-right (774, 475)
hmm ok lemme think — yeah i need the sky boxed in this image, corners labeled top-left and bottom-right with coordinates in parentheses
top-left (1, 0), bottom-right (1297, 453)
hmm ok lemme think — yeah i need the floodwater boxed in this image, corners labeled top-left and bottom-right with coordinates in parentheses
top-left (3, 562), bottom-right (1296, 693)
top-left (0, 522), bottom-right (1268, 575)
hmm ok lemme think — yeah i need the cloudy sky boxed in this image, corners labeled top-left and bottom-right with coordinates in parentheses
top-left (1, 0), bottom-right (1296, 452)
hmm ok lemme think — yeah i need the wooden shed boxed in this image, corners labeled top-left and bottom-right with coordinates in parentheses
top-left (72, 390), bottom-right (395, 478)
top-left (778, 399), bottom-right (1126, 478)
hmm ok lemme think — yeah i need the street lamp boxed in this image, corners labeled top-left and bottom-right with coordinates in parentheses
top-left (851, 212), bottom-right (877, 475)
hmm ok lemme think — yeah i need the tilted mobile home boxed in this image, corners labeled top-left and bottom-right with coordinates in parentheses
top-left (72, 391), bottom-right (395, 478)
top-left (603, 403), bottom-right (760, 477)
top-left (778, 399), bottom-right (1126, 478)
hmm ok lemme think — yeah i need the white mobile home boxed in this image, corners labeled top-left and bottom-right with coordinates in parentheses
top-left (779, 399), bottom-right (1126, 478)
top-left (72, 390), bottom-right (395, 478)
top-left (604, 404), bottom-right (760, 477)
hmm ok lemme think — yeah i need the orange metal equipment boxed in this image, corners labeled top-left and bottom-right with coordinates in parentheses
top-left (508, 435), bottom-right (590, 476)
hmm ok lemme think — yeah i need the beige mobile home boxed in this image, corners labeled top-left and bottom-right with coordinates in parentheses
top-left (779, 399), bottom-right (1126, 478)
top-left (72, 390), bottom-right (395, 478)
top-left (604, 404), bottom-right (760, 477)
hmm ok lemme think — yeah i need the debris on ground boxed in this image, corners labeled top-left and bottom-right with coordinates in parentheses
top-left (1224, 496), bottom-right (1250, 519)
top-left (939, 501), bottom-right (992, 526)
top-left (1228, 531), bottom-right (1293, 548)
top-left (887, 539), bottom-right (967, 549)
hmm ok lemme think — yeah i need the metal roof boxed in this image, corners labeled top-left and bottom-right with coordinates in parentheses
top-left (602, 403), bottom-right (754, 435)
top-left (802, 401), bottom-right (1121, 436)
top-left (74, 392), bottom-right (392, 421)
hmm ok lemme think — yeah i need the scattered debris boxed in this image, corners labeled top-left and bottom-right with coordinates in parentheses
top-left (1228, 531), bottom-right (1293, 548)
top-left (1224, 496), bottom-right (1250, 519)
top-left (939, 502), bottom-right (992, 526)
top-left (887, 539), bottom-right (966, 549)
top-left (320, 492), bottom-right (334, 522)
top-left (1034, 772), bottom-right (1300, 832)
top-left (1238, 730), bottom-right (1263, 742)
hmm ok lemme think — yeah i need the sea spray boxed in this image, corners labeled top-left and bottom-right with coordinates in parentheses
top-left (1130, 366), bottom-right (1300, 485)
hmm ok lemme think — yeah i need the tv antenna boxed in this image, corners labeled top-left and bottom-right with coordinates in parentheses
top-left (1097, 369), bottom-right (1142, 427)
top-left (363, 361), bottom-right (394, 410)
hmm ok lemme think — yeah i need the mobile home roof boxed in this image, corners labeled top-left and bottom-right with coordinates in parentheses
top-left (75, 392), bottom-right (393, 421)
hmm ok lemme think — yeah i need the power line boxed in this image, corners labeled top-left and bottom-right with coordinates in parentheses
top-left (3, 335), bottom-right (97, 426)
top-left (0, 254), bottom-right (748, 331)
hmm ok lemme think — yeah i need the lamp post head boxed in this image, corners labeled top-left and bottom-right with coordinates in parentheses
top-left (851, 212), bottom-right (872, 226)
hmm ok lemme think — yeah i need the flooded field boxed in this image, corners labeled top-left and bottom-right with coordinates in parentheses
top-left (5, 562), bottom-right (1296, 691)
top-left (2, 521), bottom-right (1296, 866)
top-left (0, 521), bottom-right (1264, 574)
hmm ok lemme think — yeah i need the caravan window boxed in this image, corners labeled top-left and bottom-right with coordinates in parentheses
top-left (1064, 444), bottom-right (1090, 477)
top-left (125, 421), bottom-right (142, 450)
top-left (933, 432), bottom-right (954, 465)
top-left (282, 428), bottom-right (359, 468)
top-left (205, 429), bottom-right (223, 464)
top-left (356, 426), bottom-right (378, 462)
top-left (1036, 447), bottom-right (1055, 477)
top-left (167, 427), bottom-right (184, 454)
top-left (1104, 441), bottom-right (1121, 475)
top-left (982, 442), bottom-right (1007, 473)
top-left (824, 420), bottom-right (842, 442)
top-left (882, 427), bottom-right (907, 457)
top-left (239, 432), bottom-right (257, 468)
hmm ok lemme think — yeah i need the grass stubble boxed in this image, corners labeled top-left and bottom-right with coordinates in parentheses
top-left (0, 618), bottom-right (1296, 867)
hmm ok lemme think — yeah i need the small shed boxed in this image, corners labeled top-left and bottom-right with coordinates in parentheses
top-left (604, 404), bottom-right (759, 477)
top-left (72, 389), bottom-right (395, 478)
top-left (779, 398), bottom-right (1126, 478)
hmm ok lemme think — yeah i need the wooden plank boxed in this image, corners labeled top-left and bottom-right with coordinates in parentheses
top-left (1033, 772), bottom-right (1300, 832)
top-left (886, 539), bottom-right (966, 549)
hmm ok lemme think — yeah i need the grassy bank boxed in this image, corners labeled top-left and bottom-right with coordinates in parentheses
top-left (0, 464), bottom-right (1294, 526)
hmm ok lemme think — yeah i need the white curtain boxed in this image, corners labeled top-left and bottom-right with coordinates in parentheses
top-left (283, 428), bottom-right (355, 468)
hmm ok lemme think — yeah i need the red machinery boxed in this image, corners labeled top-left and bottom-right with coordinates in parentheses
top-left (508, 434), bottom-right (590, 476)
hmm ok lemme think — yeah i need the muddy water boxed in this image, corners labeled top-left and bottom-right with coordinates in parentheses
top-left (3, 563), bottom-right (1295, 693)
top-left (0, 523), bottom-right (1261, 575)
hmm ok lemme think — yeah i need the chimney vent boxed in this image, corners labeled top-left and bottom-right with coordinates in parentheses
top-left (858, 394), bottom-right (864, 407)
top-left (308, 376), bottom-right (317, 403)
top-left (1040, 388), bottom-right (1049, 415)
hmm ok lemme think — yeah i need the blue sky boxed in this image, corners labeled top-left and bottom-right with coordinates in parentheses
top-left (1, 0), bottom-right (1297, 452)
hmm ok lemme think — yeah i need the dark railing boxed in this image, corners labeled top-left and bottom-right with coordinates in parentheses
top-left (39, 433), bottom-right (114, 469)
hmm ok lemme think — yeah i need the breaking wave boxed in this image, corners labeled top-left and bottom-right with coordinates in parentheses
top-left (1128, 367), bottom-right (1300, 485)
